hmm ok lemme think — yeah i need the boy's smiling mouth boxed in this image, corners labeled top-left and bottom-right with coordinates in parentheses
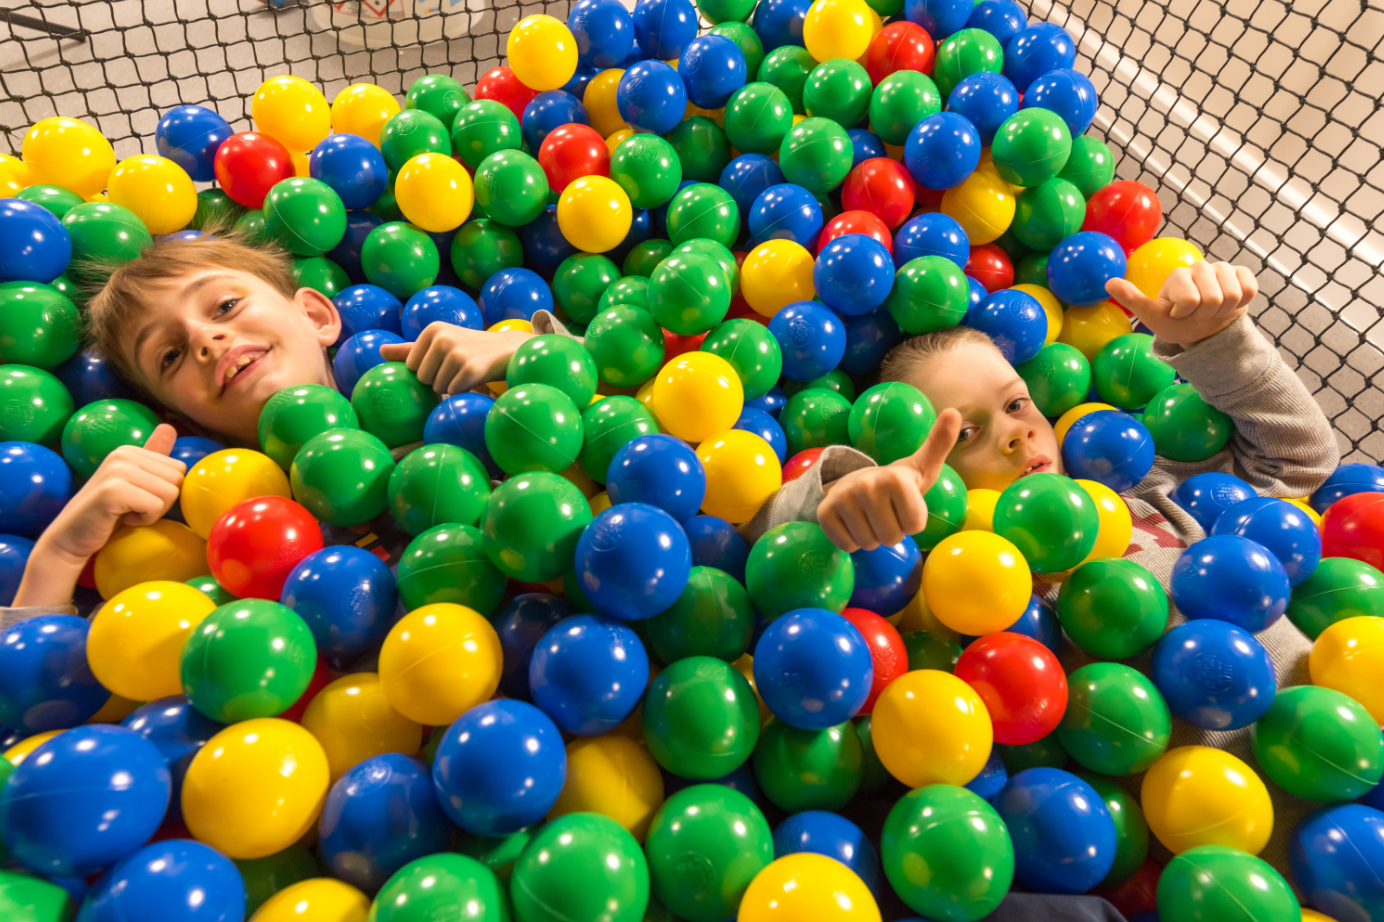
top-left (218, 345), bottom-right (270, 394)
top-left (1021, 454), bottom-right (1054, 476)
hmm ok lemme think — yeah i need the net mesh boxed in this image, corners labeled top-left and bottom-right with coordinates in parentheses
top-left (3, 0), bottom-right (1381, 462)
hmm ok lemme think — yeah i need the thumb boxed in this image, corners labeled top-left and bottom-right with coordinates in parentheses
top-left (1105, 277), bottom-right (1166, 319)
top-left (142, 423), bottom-right (178, 456)
top-left (891, 408), bottom-right (961, 491)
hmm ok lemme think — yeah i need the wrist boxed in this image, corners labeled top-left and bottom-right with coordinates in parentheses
top-left (12, 534), bottom-right (89, 608)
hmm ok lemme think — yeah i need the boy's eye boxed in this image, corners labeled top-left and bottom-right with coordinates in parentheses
top-left (956, 426), bottom-right (976, 443)
top-left (1008, 397), bottom-right (1029, 413)
top-left (215, 298), bottom-right (239, 315)
top-left (159, 347), bottom-right (181, 372)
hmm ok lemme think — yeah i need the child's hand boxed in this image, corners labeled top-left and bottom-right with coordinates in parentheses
top-left (817, 409), bottom-right (962, 553)
top-left (377, 323), bottom-right (534, 396)
top-left (1106, 260), bottom-right (1259, 347)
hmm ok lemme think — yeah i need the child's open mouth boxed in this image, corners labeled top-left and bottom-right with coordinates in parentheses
top-left (1021, 455), bottom-right (1053, 476)
top-left (219, 347), bottom-right (269, 394)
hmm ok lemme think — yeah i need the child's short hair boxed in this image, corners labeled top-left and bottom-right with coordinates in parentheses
top-left (85, 232), bottom-right (298, 381)
top-left (879, 326), bottom-right (1000, 385)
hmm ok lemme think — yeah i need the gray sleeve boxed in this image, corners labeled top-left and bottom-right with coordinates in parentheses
top-left (0, 603), bottom-right (80, 631)
top-left (741, 445), bottom-right (877, 543)
top-left (532, 310), bottom-right (581, 345)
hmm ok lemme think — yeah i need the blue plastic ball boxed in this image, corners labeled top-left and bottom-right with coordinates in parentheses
top-left (721, 154), bottom-right (787, 219)
top-left (770, 300), bottom-right (847, 381)
top-left (840, 307), bottom-right (902, 376)
top-left (530, 613), bottom-right (649, 735)
top-left (1003, 22), bottom-right (1078, 93)
top-left (967, 287), bottom-right (1046, 364)
top-left (606, 433), bottom-right (706, 522)
top-left (1311, 462), bottom-right (1384, 513)
top-left (522, 90), bottom-right (590, 153)
top-left (479, 267), bottom-right (554, 327)
top-left (333, 284), bottom-right (403, 345)
top-left (632, 0), bottom-right (698, 58)
top-left (752, 0), bottom-right (810, 50)
top-left (1150, 618), bottom-right (1276, 731)
top-left (966, 275), bottom-right (988, 315)
top-left (904, 112), bottom-right (983, 191)
top-left (1006, 595), bottom-right (1062, 657)
top-left (665, 761), bottom-right (765, 809)
top-left (1060, 409), bottom-right (1155, 494)
top-left (319, 753), bottom-right (454, 892)
top-left (945, 72), bottom-right (1019, 146)
top-left (618, 35), bottom-right (652, 67)
top-left (753, 608), bottom-right (874, 730)
top-left (679, 34), bottom-right (748, 109)
top-left (0, 535), bottom-right (33, 606)
top-left (0, 725), bottom-right (170, 877)
top-left (848, 537), bottom-right (922, 618)
top-left (814, 234), bottom-right (895, 316)
top-left (574, 503), bottom-right (693, 621)
top-left (570, 0), bottom-right (634, 67)
top-left (423, 392), bottom-right (500, 479)
top-left (332, 329), bottom-right (406, 400)
top-left (1290, 803), bottom-right (1384, 922)
top-left (1023, 68), bottom-right (1098, 138)
top-left (0, 441), bottom-right (72, 538)
top-left (904, 0), bottom-right (972, 39)
top-left (170, 436), bottom-right (223, 471)
top-left (562, 62), bottom-right (601, 99)
top-left (155, 105), bottom-right (233, 183)
top-left (684, 515), bottom-right (751, 583)
top-left (1047, 231), bottom-right (1127, 308)
top-left (0, 614), bottom-right (107, 733)
top-left (55, 351), bottom-right (135, 406)
top-left (309, 134), bottom-right (389, 210)
top-left (894, 213), bottom-right (970, 269)
top-left (519, 205), bottom-right (578, 278)
top-left (749, 183), bottom-right (824, 249)
top-left (617, 60), bottom-right (688, 135)
top-left (281, 546), bottom-right (399, 661)
top-left (848, 129), bottom-right (887, 169)
top-left (772, 811), bottom-right (881, 892)
top-left (736, 407), bottom-right (788, 463)
top-left (1210, 497), bottom-right (1322, 587)
top-left (328, 211), bottom-right (384, 285)
top-left (966, 0), bottom-right (1027, 46)
top-left (121, 695), bottom-right (224, 824)
top-left (606, 207), bottom-right (653, 267)
top-left (0, 199), bottom-right (70, 286)
top-left (994, 767), bottom-right (1116, 894)
top-left (1170, 534), bottom-right (1290, 633)
top-left (1170, 471), bottom-right (1256, 533)
top-left (402, 285), bottom-right (484, 340)
top-left (965, 748), bottom-right (1009, 801)
top-left (495, 593), bottom-right (573, 701)
top-left (80, 838), bottom-right (244, 922)
top-left (430, 699), bottom-right (567, 836)
top-left (747, 385), bottom-right (788, 418)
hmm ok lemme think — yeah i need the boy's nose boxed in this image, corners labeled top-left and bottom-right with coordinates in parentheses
top-left (193, 329), bottom-right (229, 360)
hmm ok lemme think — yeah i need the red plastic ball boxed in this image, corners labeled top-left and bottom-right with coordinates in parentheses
top-left (1097, 857), bottom-right (1162, 918)
top-left (475, 65), bottom-right (540, 122)
top-left (953, 632), bottom-right (1067, 745)
top-left (863, 21), bottom-right (936, 85)
top-left (913, 180), bottom-right (945, 208)
top-left (841, 158), bottom-right (915, 230)
top-left (1321, 491), bottom-right (1384, 571)
top-left (1082, 180), bottom-right (1163, 252)
top-left (213, 131), bottom-right (294, 209)
top-left (538, 123), bottom-right (610, 193)
top-left (207, 495), bottom-right (325, 600)
top-left (965, 243), bottom-right (1014, 293)
top-left (839, 607), bottom-right (907, 714)
top-left (783, 448), bottom-right (824, 483)
top-left (277, 656), bottom-right (333, 723)
top-left (662, 329), bottom-right (708, 360)
top-left (818, 210), bottom-right (893, 255)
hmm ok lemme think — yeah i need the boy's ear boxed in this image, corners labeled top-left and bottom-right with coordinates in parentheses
top-left (296, 288), bottom-right (343, 348)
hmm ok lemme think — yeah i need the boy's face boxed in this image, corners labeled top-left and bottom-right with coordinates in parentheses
top-left (121, 269), bottom-right (342, 445)
top-left (911, 342), bottom-right (1064, 492)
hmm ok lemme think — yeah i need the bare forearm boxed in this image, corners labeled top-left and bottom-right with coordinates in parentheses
top-left (12, 536), bottom-right (88, 608)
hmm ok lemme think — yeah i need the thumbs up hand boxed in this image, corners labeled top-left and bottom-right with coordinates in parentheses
top-left (1106, 261), bottom-right (1258, 347)
top-left (818, 409), bottom-right (962, 553)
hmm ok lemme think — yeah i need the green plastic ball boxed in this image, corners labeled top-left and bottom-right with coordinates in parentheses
top-left (46, 272), bottom-right (85, 309)
top-left (887, 255), bottom-right (969, 334)
top-left (289, 427), bottom-right (395, 527)
top-left (697, 0), bottom-right (756, 24)
top-left (483, 470), bottom-right (592, 582)
top-left (179, 598), bottom-right (316, 723)
top-left (1016, 341), bottom-right (1092, 418)
top-left (263, 177), bottom-right (347, 257)
top-left (665, 116), bottom-right (732, 185)
top-left (554, 254), bottom-right (619, 325)
top-left (781, 368), bottom-right (855, 401)
top-left (997, 733), bottom-right (1070, 774)
top-left (644, 785), bottom-right (772, 922)
top-left (881, 785), bottom-right (1015, 922)
top-left (0, 364), bottom-right (73, 447)
top-left (233, 844), bottom-right (319, 916)
top-left (623, 240), bottom-right (674, 278)
top-left (745, 520), bottom-right (853, 619)
top-left (710, 21), bottom-right (765, 76)
top-left (992, 107), bottom-right (1073, 188)
top-left (0, 281), bottom-right (80, 369)
top-left (350, 360), bottom-right (440, 448)
top-left (450, 218), bottom-right (523, 289)
top-left (259, 384), bottom-right (359, 471)
top-left (388, 443), bottom-right (491, 534)
top-left (1059, 136), bottom-right (1117, 199)
top-left (1287, 557), bottom-right (1384, 640)
top-left (610, 134), bottom-right (683, 210)
top-left (1250, 684), bottom-right (1384, 803)
top-left (701, 319), bottom-right (783, 400)
top-left (584, 307), bottom-right (666, 389)
top-left (579, 396), bottom-right (660, 481)
top-left (853, 714), bottom-right (894, 797)
top-left (0, 869), bottom-right (75, 922)
top-left (371, 853), bottom-right (506, 922)
top-left (914, 462), bottom-right (968, 551)
top-left (483, 383), bottom-right (583, 475)
top-left (1012, 178), bottom-right (1086, 251)
top-left (454, 825), bottom-right (536, 883)
top-left (599, 276), bottom-right (651, 312)
top-left (993, 227), bottom-right (1031, 264)
top-left (665, 184), bottom-right (740, 249)
top-left (293, 255), bottom-right (350, 298)
top-left (1057, 557), bottom-right (1168, 659)
top-left (932, 28), bottom-right (1004, 98)
top-left (802, 58), bottom-right (871, 128)
top-left (752, 719), bottom-right (862, 813)
top-left (848, 381), bottom-right (936, 465)
top-left (506, 334), bottom-right (599, 407)
top-left (648, 252), bottom-right (732, 335)
top-left (1015, 252), bottom-right (1051, 286)
top-left (724, 83), bottom-right (793, 155)
top-left (1142, 382), bottom-right (1233, 462)
top-left (511, 813), bottom-right (649, 922)
top-left (1076, 771), bottom-right (1150, 886)
top-left (397, 522), bottom-right (507, 614)
top-left (16, 184), bottom-right (86, 220)
top-left (61, 202), bottom-right (152, 280)
top-left (1057, 662), bottom-right (1171, 776)
top-left (473, 150), bottom-right (549, 227)
top-left (61, 398), bottom-right (160, 481)
top-left (757, 45), bottom-right (816, 114)
top-left (1156, 846), bottom-right (1298, 922)
top-left (451, 100), bottom-right (523, 170)
top-left (992, 472), bottom-right (1099, 573)
top-left (671, 239), bottom-right (739, 292)
top-left (406, 74), bottom-right (471, 130)
top-left (779, 117), bottom-right (853, 195)
top-left (642, 655), bottom-right (760, 779)
top-left (380, 109), bottom-right (451, 172)
top-left (234, 208), bottom-right (273, 247)
top-left (868, 71), bottom-right (942, 146)
top-left (780, 387), bottom-right (852, 457)
top-left (1092, 333), bottom-right (1176, 411)
top-left (902, 630), bottom-right (962, 672)
top-left (367, 179), bottom-right (403, 223)
top-left (645, 566), bottom-right (755, 664)
top-left (186, 575), bottom-right (237, 606)
top-left (361, 222), bottom-right (440, 300)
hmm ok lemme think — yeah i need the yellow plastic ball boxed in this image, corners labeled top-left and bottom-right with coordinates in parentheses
top-left (962, 488), bottom-right (999, 532)
top-left (651, 352), bottom-right (744, 443)
top-left (1141, 745), bottom-right (1272, 856)
top-left (1310, 615), bottom-right (1384, 724)
top-left (1075, 479), bottom-right (1132, 563)
top-left (941, 169), bottom-right (1015, 245)
top-left (21, 117), bottom-right (116, 198)
top-left (740, 239), bottom-right (815, 318)
top-left (585, 69), bottom-right (628, 140)
top-left (697, 429), bottom-right (783, 524)
top-left (106, 154), bottom-right (197, 235)
top-left (88, 693), bottom-right (142, 724)
top-left (562, 462), bottom-right (601, 500)
top-left (892, 588), bottom-right (960, 641)
top-left (870, 669), bottom-right (992, 788)
top-left (590, 491), bottom-right (613, 515)
top-left (635, 377), bottom-right (658, 412)
top-left (378, 603), bottom-right (502, 726)
top-left (921, 530), bottom-right (1031, 634)
top-left (4, 729), bottom-right (62, 766)
top-left (1056, 301), bottom-right (1131, 361)
top-left (0, 154), bottom-right (36, 197)
top-left (558, 175), bottom-right (633, 253)
top-left (253, 76), bottom-right (332, 153)
top-left (1124, 237), bottom-right (1205, 301)
top-left (87, 192), bottom-right (109, 203)
top-left (738, 852), bottom-right (881, 922)
top-left (250, 878), bottom-right (369, 922)
top-left (93, 520), bottom-right (210, 600)
top-left (548, 734), bottom-right (665, 842)
top-left (1286, 497), bottom-right (1322, 529)
top-left (507, 15), bottom-right (579, 92)
top-left (180, 448), bottom-right (292, 539)
top-left (1012, 283), bottom-right (1063, 343)
top-left (733, 653), bottom-right (772, 727)
top-left (1053, 402), bottom-right (1117, 445)
top-left (182, 718), bottom-right (330, 860)
top-left (330, 84), bottom-right (401, 148)
top-left (489, 318), bottom-right (534, 334)
top-left (1301, 911), bottom-right (1339, 922)
top-left (87, 580), bottom-right (217, 700)
top-left (802, 0), bottom-right (874, 63)
top-left (395, 152), bottom-right (474, 233)
top-left (300, 672), bottom-right (423, 783)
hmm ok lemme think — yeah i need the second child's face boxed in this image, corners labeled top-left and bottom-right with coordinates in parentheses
top-left (911, 342), bottom-right (1064, 492)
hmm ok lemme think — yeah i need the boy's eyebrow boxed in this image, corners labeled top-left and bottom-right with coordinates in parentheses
top-left (131, 273), bottom-right (237, 361)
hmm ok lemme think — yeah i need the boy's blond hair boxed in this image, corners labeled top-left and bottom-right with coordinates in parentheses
top-left (878, 326), bottom-right (1000, 385)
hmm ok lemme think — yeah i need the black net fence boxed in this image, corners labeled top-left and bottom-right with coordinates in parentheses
top-left (2, 0), bottom-right (1381, 462)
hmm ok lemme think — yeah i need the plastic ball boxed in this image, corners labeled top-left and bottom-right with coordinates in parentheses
top-left (1079, 180), bottom-right (1161, 254)
top-left (21, 117), bottom-right (116, 198)
top-left (617, 60), bottom-right (688, 135)
top-left (1170, 471), bottom-right (1254, 534)
top-left (1142, 382), bottom-right (1233, 462)
top-left (92, 517), bottom-right (207, 600)
top-left (650, 351), bottom-right (744, 443)
top-left (257, 385), bottom-right (358, 473)
top-left (0, 535), bottom-right (32, 606)
top-left (642, 655), bottom-right (760, 778)
top-left (299, 673), bottom-right (421, 784)
top-left (746, 521), bottom-right (854, 619)
top-left (0, 281), bottom-right (78, 370)
top-left (1003, 21), bottom-right (1077, 91)
top-left (1170, 534), bottom-right (1290, 633)
top-left (1250, 684), bottom-right (1382, 803)
top-left (1211, 496), bottom-right (1321, 588)
top-left (766, 300), bottom-right (843, 382)
top-left (547, 733), bottom-right (662, 843)
top-left (1157, 844), bottom-right (1299, 922)
top-left (250, 878), bottom-right (369, 922)
top-left (1091, 332), bottom-right (1176, 411)
top-left (1056, 662), bottom-right (1171, 778)
top-left (739, 852), bottom-right (880, 922)
top-left (601, 432), bottom-right (701, 520)
top-left (0, 441), bottom-right (70, 537)
top-left (1288, 557), bottom-right (1384, 640)
top-left (1046, 230), bottom-right (1127, 308)
top-left (814, 233), bottom-right (895, 316)
top-left (80, 838), bottom-right (245, 922)
top-left (178, 596), bottom-right (316, 723)
top-left (697, 428), bottom-right (783, 524)
top-left (1290, 804), bottom-right (1384, 922)
top-left (779, 117), bottom-right (854, 196)
top-left (0, 614), bottom-right (107, 732)
top-left (1125, 236), bottom-right (1205, 301)
top-left (884, 255), bottom-right (967, 335)
top-left (1056, 557), bottom-right (1166, 661)
top-left (940, 167), bottom-right (1016, 245)
top-left (752, 718), bottom-right (863, 813)
top-left (484, 471), bottom-right (593, 582)
top-left (746, 183), bottom-right (820, 251)
top-left (393, 523), bottom-right (505, 617)
top-left (1142, 744), bottom-right (1274, 858)
top-left (508, 811), bottom-right (648, 921)
top-left (922, 530), bottom-right (1032, 635)
top-left (391, 153), bottom-right (473, 235)
top-left (212, 131), bottom-right (294, 211)
top-left (504, 14), bottom-right (579, 92)
top-left (1151, 618), bottom-right (1276, 731)
top-left (0, 199), bottom-right (71, 286)
top-left (956, 633), bottom-right (1067, 747)
top-left (570, 0), bottom-right (636, 67)
top-left (279, 546), bottom-right (396, 661)
top-left (1061, 409), bottom-right (1155, 494)
top-left (864, 21), bottom-right (935, 84)
top-left (946, 72), bottom-right (1018, 148)
top-left (369, 853), bottom-right (508, 922)
top-left (374, 602), bottom-right (501, 727)
top-left (871, 669), bottom-right (992, 788)
top-left (802, 57), bottom-right (872, 130)
top-left (1311, 463), bottom-right (1384, 512)
top-left (753, 608), bottom-right (873, 729)
top-left (574, 503), bottom-right (692, 621)
top-left (752, 0), bottom-right (811, 50)
top-left (844, 381), bottom-right (933, 466)
top-left (477, 266), bottom-right (552, 328)
top-left (204, 493), bottom-right (323, 599)
top-left (1310, 615), bottom-right (1384, 725)
top-left (1321, 491), bottom-right (1384, 572)
top-left (992, 472), bottom-right (1099, 574)
top-left (993, 767), bottom-right (1116, 894)
top-left (87, 581), bottom-right (216, 702)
